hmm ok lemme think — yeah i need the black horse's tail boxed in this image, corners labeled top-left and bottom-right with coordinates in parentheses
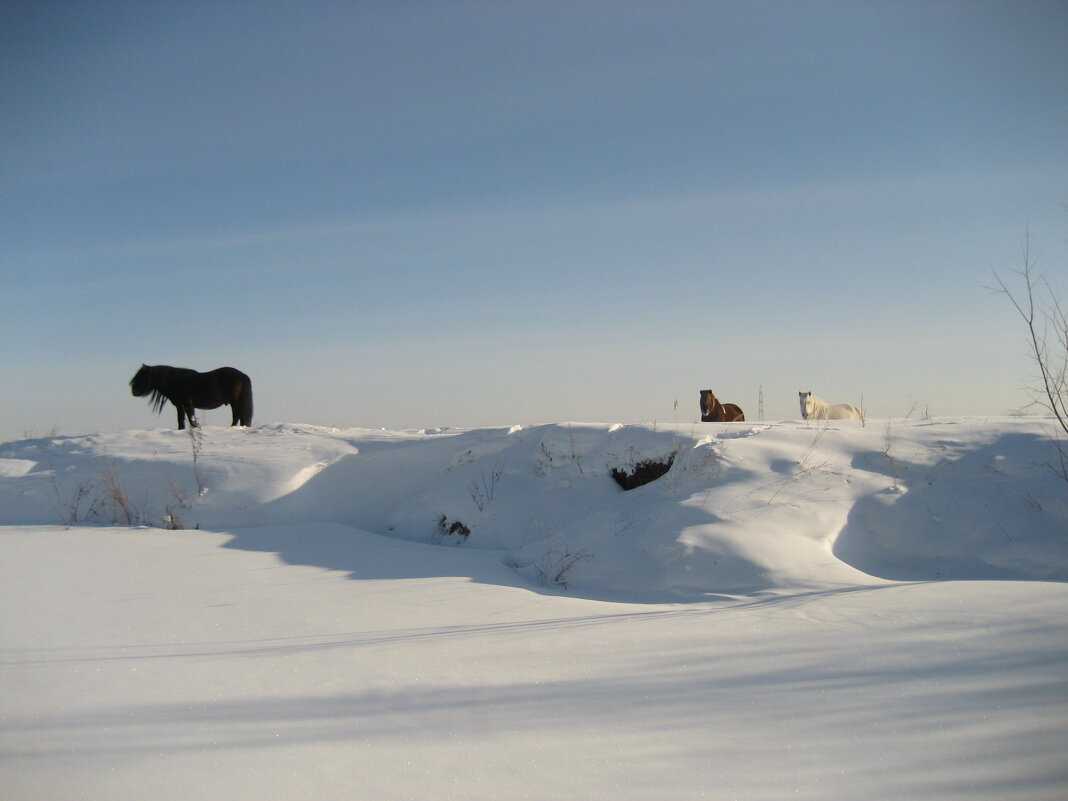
top-left (237, 377), bottom-right (254, 426)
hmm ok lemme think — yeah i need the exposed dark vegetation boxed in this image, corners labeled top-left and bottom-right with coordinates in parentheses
top-left (437, 515), bottom-right (471, 540)
top-left (610, 455), bottom-right (675, 491)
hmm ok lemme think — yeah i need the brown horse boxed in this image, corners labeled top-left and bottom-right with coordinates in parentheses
top-left (131, 364), bottom-right (253, 429)
top-left (699, 389), bottom-right (745, 422)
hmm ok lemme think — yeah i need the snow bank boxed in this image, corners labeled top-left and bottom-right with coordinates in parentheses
top-left (2, 418), bottom-right (1067, 800)
top-left (2, 417), bottom-right (1066, 600)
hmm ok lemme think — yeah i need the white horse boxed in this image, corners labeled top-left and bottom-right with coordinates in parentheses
top-left (799, 391), bottom-right (863, 420)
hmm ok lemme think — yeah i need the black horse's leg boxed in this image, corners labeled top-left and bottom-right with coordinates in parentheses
top-left (177, 402), bottom-right (198, 429)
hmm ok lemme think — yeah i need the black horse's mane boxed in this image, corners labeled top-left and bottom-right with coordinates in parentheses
top-left (145, 387), bottom-right (169, 415)
top-left (132, 365), bottom-right (175, 415)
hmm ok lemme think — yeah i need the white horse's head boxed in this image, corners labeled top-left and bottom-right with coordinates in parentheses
top-left (799, 391), bottom-right (813, 419)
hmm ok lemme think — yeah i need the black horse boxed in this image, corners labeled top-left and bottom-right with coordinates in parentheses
top-left (130, 364), bottom-right (253, 429)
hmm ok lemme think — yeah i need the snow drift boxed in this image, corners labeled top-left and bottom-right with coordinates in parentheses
top-left (3, 417), bottom-right (1066, 600)
top-left (2, 418), bottom-right (1067, 801)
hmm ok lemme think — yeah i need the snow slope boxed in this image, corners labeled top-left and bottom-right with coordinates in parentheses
top-left (2, 418), bottom-right (1067, 799)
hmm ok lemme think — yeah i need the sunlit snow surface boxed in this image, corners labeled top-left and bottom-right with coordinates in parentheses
top-left (2, 418), bottom-right (1066, 800)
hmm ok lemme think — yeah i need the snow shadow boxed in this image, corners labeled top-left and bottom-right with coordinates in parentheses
top-left (835, 430), bottom-right (1068, 582)
top-left (5, 604), bottom-right (1065, 801)
top-left (0, 433), bottom-right (208, 527)
top-left (224, 424), bottom-right (766, 602)
top-left (221, 522), bottom-right (526, 590)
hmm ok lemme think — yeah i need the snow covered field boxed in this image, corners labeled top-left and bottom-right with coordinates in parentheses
top-left (2, 417), bottom-right (1067, 799)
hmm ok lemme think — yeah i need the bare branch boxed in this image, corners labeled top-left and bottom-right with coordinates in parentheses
top-left (991, 230), bottom-right (1068, 441)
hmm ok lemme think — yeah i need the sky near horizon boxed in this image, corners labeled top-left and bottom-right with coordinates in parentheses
top-left (2, 1), bottom-right (1067, 439)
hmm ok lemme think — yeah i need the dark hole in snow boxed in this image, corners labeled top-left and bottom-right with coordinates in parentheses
top-left (610, 456), bottom-right (675, 491)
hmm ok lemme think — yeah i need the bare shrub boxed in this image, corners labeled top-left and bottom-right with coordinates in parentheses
top-left (991, 232), bottom-right (1068, 477)
top-left (51, 469), bottom-right (96, 526)
top-left (98, 460), bottom-right (140, 525)
top-left (469, 460), bottom-right (504, 512)
top-left (534, 544), bottom-right (593, 589)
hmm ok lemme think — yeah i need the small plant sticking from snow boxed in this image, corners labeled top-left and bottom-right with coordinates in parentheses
top-left (469, 460), bottom-right (504, 511)
top-left (533, 543), bottom-right (593, 589)
top-left (883, 421), bottom-right (902, 493)
top-left (50, 468), bottom-right (96, 526)
top-left (767, 421), bottom-right (832, 504)
top-left (51, 458), bottom-right (202, 529)
top-left (98, 459), bottom-right (141, 525)
top-left (534, 441), bottom-right (554, 476)
top-left (188, 427), bottom-right (206, 496)
top-left (163, 505), bottom-right (185, 530)
top-left (568, 424), bottom-right (585, 474)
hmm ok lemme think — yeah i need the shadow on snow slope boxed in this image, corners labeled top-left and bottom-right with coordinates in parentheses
top-left (835, 429), bottom-right (1068, 582)
top-left (247, 423), bottom-right (761, 602)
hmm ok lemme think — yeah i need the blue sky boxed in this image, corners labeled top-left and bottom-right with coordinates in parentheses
top-left (2, 1), bottom-right (1066, 438)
